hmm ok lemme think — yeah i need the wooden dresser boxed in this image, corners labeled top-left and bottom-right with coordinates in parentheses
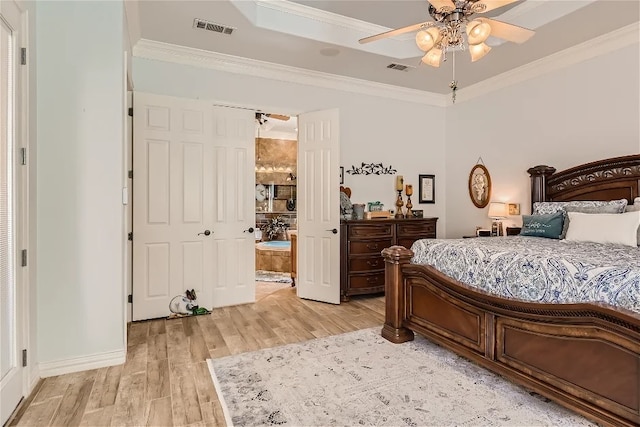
top-left (340, 217), bottom-right (438, 301)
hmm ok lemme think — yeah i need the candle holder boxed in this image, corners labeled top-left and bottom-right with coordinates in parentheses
top-left (405, 184), bottom-right (414, 218)
top-left (405, 195), bottom-right (414, 218)
top-left (395, 190), bottom-right (404, 218)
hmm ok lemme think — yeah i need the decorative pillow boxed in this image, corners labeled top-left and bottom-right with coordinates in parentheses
top-left (520, 211), bottom-right (564, 239)
top-left (560, 204), bottom-right (627, 239)
top-left (532, 199), bottom-right (627, 215)
top-left (624, 199), bottom-right (640, 245)
top-left (564, 211), bottom-right (640, 247)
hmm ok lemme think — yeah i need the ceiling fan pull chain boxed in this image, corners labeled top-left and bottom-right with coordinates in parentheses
top-left (449, 50), bottom-right (458, 103)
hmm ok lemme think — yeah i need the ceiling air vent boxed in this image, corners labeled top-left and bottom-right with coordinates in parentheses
top-left (386, 63), bottom-right (413, 71)
top-left (193, 18), bottom-right (235, 35)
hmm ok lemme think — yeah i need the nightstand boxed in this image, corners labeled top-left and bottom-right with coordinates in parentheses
top-left (506, 227), bottom-right (522, 236)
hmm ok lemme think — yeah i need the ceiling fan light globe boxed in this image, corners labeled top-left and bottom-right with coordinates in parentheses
top-left (466, 20), bottom-right (491, 45)
top-left (415, 30), bottom-right (435, 52)
top-left (426, 27), bottom-right (441, 43)
top-left (469, 42), bottom-right (491, 62)
top-left (421, 48), bottom-right (443, 67)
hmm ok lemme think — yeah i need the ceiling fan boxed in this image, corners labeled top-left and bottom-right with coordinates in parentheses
top-left (359, 0), bottom-right (535, 67)
top-left (255, 112), bottom-right (290, 125)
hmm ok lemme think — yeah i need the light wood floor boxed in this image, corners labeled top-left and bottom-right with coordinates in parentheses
top-left (9, 287), bottom-right (385, 427)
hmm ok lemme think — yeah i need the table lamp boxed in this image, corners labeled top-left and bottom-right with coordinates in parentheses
top-left (488, 202), bottom-right (507, 236)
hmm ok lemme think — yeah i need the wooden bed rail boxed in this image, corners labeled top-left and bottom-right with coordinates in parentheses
top-left (381, 245), bottom-right (640, 427)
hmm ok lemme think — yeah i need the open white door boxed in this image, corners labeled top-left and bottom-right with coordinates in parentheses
top-left (210, 106), bottom-right (255, 307)
top-left (133, 95), bottom-right (255, 319)
top-left (1, 1), bottom-right (25, 423)
top-left (296, 109), bottom-right (340, 304)
top-left (133, 93), bottom-right (215, 320)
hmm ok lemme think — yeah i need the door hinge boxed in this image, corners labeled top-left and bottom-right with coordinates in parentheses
top-left (127, 232), bottom-right (133, 241)
top-left (20, 147), bottom-right (26, 165)
top-left (22, 349), bottom-right (27, 367)
top-left (128, 107), bottom-right (133, 117)
top-left (20, 48), bottom-right (26, 65)
top-left (21, 249), bottom-right (27, 267)
top-left (127, 294), bottom-right (133, 303)
top-left (128, 170), bottom-right (133, 179)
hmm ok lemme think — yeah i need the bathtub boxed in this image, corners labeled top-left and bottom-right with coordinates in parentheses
top-left (256, 240), bottom-right (291, 251)
top-left (256, 240), bottom-right (291, 272)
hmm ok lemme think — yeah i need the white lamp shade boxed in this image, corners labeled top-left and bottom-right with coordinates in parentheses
top-left (488, 202), bottom-right (507, 218)
top-left (469, 42), bottom-right (491, 62)
top-left (421, 48), bottom-right (443, 67)
top-left (466, 20), bottom-right (491, 45)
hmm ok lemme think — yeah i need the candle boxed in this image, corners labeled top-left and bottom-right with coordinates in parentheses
top-left (395, 175), bottom-right (404, 191)
top-left (405, 184), bottom-right (413, 196)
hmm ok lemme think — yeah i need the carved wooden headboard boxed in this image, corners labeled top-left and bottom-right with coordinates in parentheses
top-left (528, 154), bottom-right (640, 210)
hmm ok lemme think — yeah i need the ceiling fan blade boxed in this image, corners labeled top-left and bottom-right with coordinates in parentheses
top-left (428, 0), bottom-right (456, 12)
top-left (474, 0), bottom-right (518, 14)
top-left (478, 17), bottom-right (534, 44)
top-left (268, 114), bottom-right (290, 121)
top-left (359, 22), bottom-right (427, 44)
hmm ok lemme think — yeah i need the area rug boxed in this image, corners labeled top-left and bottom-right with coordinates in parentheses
top-left (208, 328), bottom-right (594, 427)
top-left (255, 270), bottom-right (292, 284)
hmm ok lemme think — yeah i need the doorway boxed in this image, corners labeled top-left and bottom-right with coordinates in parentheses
top-left (131, 94), bottom-right (341, 320)
top-left (254, 113), bottom-right (298, 300)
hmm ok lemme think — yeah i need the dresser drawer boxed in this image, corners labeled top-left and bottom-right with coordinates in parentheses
top-left (348, 272), bottom-right (385, 290)
top-left (348, 255), bottom-right (384, 272)
top-left (397, 221), bottom-right (436, 238)
top-left (348, 223), bottom-right (393, 239)
top-left (349, 239), bottom-right (393, 255)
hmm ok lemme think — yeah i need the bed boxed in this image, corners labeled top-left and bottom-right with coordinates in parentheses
top-left (381, 154), bottom-right (640, 427)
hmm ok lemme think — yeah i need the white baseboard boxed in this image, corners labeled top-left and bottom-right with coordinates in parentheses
top-left (38, 349), bottom-right (126, 378)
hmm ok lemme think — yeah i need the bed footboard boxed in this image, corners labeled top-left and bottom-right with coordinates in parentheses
top-left (382, 246), bottom-right (640, 427)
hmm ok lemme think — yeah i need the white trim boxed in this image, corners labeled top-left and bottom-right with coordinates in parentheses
top-left (133, 22), bottom-right (638, 108)
top-left (256, 0), bottom-right (406, 39)
top-left (38, 350), bottom-right (126, 378)
top-left (455, 22), bottom-right (640, 104)
top-left (133, 39), bottom-right (448, 107)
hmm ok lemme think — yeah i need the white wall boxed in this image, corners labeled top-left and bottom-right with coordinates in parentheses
top-left (445, 42), bottom-right (640, 238)
top-left (132, 58), bottom-right (448, 234)
top-left (36, 1), bottom-right (126, 369)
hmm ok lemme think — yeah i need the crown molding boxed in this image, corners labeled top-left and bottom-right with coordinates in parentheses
top-left (232, 0), bottom-right (419, 59)
top-left (255, 0), bottom-right (406, 39)
top-left (133, 39), bottom-right (448, 107)
top-left (133, 22), bottom-right (637, 109)
top-left (454, 22), bottom-right (640, 104)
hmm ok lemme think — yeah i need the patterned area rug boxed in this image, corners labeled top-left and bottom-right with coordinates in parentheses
top-left (255, 270), bottom-right (292, 284)
top-left (208, 328), bottom-right (594, 427)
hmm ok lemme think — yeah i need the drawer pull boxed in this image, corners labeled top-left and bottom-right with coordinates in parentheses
top-left (366, 243), bottom-right (379, 250)
top-left (366, 260), bottom-right (379, 267)
top-left (366, 276), bottom-right (381, 283)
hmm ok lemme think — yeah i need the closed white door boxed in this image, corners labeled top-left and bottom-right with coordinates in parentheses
top-left (1, 0), bottom-right (25, 423)
top-left (296, 109), bottom-right (340, 304)
top-left (210, 106), bottom-right (255, 308)
top-left (133, 93), bottom-right (214, 320)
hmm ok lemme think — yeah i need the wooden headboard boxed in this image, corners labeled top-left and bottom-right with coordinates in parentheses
top-left (528, 154), bottom-right (640, 209)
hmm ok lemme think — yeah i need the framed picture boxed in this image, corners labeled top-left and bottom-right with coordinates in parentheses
top-left (468, 164), bottom-right (492, 208)
top-left (508, 203), bottom-right (520, 215)
top-left (339, 166), bottom-right (344, 185)
top-left (418, 174), bottom-right (435, 204)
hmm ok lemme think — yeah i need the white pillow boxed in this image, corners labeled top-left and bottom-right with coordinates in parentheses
top-left (565, 211), bottom-right (640, 247)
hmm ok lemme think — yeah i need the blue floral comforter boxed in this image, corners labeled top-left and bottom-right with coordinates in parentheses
top-left (411, 236), bottom-right (640, 314)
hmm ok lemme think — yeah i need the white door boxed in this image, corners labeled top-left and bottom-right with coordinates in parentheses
top-left (133, 93), bottom-right (215, 320)
top-left (1, 0), bottom-right (25, 423)
top-left (296, 109), bottom-right (340, 304)
top-left (210, 106), bottom-right (255, 308)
